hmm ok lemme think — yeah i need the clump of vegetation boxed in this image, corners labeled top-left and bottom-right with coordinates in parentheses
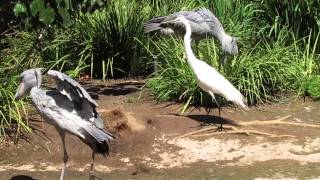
top-left (146, 0), bottom-right (320, 110)
top-left (261, 0), bottom-right (320, 46)
top-left (305, 75), bottom-right (320, 100)
top-left (0, 31), bottom-right (36, 140)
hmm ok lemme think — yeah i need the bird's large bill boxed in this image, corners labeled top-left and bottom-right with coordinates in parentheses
top-left (15, 82), bottom-right (25, 100)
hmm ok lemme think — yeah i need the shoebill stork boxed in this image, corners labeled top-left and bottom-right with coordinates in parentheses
top-left (164, 16), bottom-right (248, 130)
top-left (14, 68), bottom-right (114, 180)
top-left (144, 7), bottom-right (239, 68)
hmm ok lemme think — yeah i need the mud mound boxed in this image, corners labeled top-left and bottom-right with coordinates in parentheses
top-left (99, 108), bottom-right (145, 137)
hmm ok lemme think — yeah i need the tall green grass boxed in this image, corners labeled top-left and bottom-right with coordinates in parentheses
top-left (145, 0), bottom-right (320, 110)
top-left (260, 0), bottom-right (320, 38)
top-left (0, 32), bottom-right (36, 140)
top-left (146, 36), bottom-right (306, 109)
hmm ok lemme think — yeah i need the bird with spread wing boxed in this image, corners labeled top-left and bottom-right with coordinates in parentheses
top-left (144, 7), bottom-right (239, 67)
top-left (15, 68), bottom-right (114, 180)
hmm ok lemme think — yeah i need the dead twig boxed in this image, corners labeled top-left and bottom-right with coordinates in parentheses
top-left (239, 115), bottom-right (320, 128)
top-left (192, 130), bottom-right (294, 138)
top-left (174, 115), bottom-right (319, 139)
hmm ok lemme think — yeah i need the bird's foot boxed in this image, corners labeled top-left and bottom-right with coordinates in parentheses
top-left (89, 172), bottom-right (103, 180)
top-left (213, 123), bottom-right (227, 133)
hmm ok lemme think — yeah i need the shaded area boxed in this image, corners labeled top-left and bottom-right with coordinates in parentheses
top-left (167, 113), bottom-right (240, 128)
top-left (81, 81), bottom-right (144, 99)
top-left (186, 114), bottom-right (240, 128)
top-left (10, 175), bottom-right (37, 180)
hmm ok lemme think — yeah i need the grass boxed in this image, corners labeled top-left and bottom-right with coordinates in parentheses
top-left (0, 85), bottom-right (31, 141)
top-left (260, 0), bottom-right (320, 45)
top-left (146, 35), bottom-right (306, 110)
top-left (0, 31), bottom-right (36, 141)
top-left (145, 0), bottom-right (320, 111)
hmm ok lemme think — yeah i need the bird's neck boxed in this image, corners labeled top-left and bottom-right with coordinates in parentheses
top-left (219, 32), bottom-right (232, 49)
top-left (183, 21), bottom-right (197, 66)
top-left (30, 86), bottom-right (41, 96)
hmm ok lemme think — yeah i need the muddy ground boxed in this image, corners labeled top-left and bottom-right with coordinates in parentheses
top-left (1, 80), bottom-right (320, 180)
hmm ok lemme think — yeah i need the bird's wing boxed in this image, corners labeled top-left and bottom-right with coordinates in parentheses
top-left (47, 70), bottom-right (104, 129)
top-left (194, 7), bottom-right (225, 34)
top-left (161, 10), bottom-right (204, 26)
top-left (145, 8), bottom-right (221, 36)
top-left (47, 70), bottom-right (97, 106)
top-left (192, 60), bottom-right (244, 102)
top-left (33, 89), bottom-right (114, 145)
top-left (159, 9), bottom-right (220, 37)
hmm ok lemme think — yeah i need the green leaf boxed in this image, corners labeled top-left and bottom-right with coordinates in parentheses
top-left (13, 3), bottom-right (27, 17)
top-left (64, 0), bottom-right (72, 10)
top-left (39, 8), bottom-right (55, 26)
top-left (58, 7), bottom-right (73, 27)
top-left (30, 0), bottom-right (45, 16)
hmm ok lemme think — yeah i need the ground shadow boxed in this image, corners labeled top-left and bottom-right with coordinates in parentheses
top-left (10, 175), bottom-right (37, 180)
top-left (82, 82), bottom-right (144, 99)
top-left (186, 114), bottom-right (240, 128)
top-left (168, 113), bottom-right (240, 128)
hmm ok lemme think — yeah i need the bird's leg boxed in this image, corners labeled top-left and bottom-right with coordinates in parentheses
top-left (89, 152), bottom-right (102, 180)
top-left (218, 52), bottom-right (228, 72)
top-left (195, 40), bottom-right (200, 57)
top-left (89, 152), bottom-right (95, 180)
top-left (212, 97), bottom-right (223, 132)
top-left (218, 52), bottom-right (223, 71)
top-left (205, 106), bottom-right (211, 115)
top-left (59, 131), bottom-right (68, 180)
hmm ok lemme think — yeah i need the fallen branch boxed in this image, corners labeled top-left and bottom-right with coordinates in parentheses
top-left (192, 130), bottom-right (294, 138)
top-left (174, 115), bottom-right (319, 139)
top-left (239, 115), bottom-right (320, 128)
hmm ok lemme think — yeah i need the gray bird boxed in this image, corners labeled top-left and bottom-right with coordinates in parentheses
top-left (15, 68), bottom-right (114, 180)
top-left (144, 7), bottom-right (239, 66)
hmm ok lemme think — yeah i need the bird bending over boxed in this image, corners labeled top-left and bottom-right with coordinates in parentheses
top-left (165, 16), bottom-right (248, 130)
top-left (15, 69), bottom-right (114, 180)
top-left (144, 7), bottom-right (239, 66)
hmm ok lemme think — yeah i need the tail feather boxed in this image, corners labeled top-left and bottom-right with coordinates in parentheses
top-left (144, 16), bottom-right (166, 33)
top-left (146, 16), bottom-right (166, 23)
top-left (78, 125), bottom-right (114, 156)
top-left (144, 23), bottom-right (162, 33)
top-left (232, 94), bottom-right (249, 111)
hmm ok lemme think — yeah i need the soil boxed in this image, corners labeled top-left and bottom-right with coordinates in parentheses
top-left (1, 79), bottom-right (320, 180)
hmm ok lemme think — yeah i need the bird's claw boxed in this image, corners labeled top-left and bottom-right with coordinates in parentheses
top-left (89, 173), bottom-right (103, 180)
top-left (215, 124), bottom-right (226, 132)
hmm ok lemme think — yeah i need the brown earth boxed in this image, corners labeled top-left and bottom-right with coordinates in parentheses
top-left (1, 79), bottom-right (320, 180)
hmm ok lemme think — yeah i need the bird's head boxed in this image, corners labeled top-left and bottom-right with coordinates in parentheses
top-left (15, 68), bottom-right (42, 100)
top-left (222, 35), bottom-right (239, 56)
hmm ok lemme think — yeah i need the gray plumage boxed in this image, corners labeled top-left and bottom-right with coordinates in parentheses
top-left (144, 7), bottom-right (239, 57)
top-left (47, 70), bottom-right (104, 129)
top-left (15, 68), bottom-right (114, 180)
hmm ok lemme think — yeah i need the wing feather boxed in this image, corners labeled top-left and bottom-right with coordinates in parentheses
top-left (47, 70), bottom-right (98, 107)
top-left (46, 70), bottom-right (104, 128)
top-left (145, 8), bottom-right (223, 38)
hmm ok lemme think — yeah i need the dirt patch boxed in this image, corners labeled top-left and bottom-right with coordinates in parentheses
top-left (99, 107), bottom-right (146, 138)
top-left (143, 136), bottom-right (320, 169)
top-left (1, 80), bottom-right (320, 179)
